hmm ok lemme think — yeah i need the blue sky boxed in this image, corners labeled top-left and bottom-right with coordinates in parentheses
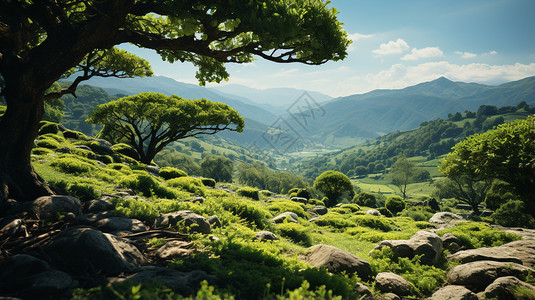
top-left (122, 0), bottom-right (535, 97)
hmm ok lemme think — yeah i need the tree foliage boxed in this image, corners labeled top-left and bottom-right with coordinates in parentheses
top-left (200, 155), bottom-right (233, 182)
top-left (313, 170), bottom-right (353, 207)
top-left (391, 157), bottom-right (416, 199)
top-left (87, 92), bottom-right (244, 164)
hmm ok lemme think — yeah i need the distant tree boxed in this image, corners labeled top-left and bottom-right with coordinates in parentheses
top-left (477, 105), bottom-right (498, 117)
top-left (87, 93), bottom-right (244, 164)
top-left (450, 112), bottom-right (463, 122)
top-left (465, 111), bottom-right (476, 118)
top-left (314, 170), bottom-right (354, 207)
top-left (385, 196), bottom-right (406, 215)
top-left (352, 191), bottom-right (377, 207)
top-left (201, 155), bottom-right (233, 182)
top-left (355, 166), bottom-right (368, 176)
top-left (391, 157), bottom-right (416, 199)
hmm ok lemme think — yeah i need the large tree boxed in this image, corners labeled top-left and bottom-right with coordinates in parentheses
top-left (0, 1), bottom-right (350, 205)
top-left (313, 170), bottom-right (353, 207)
top-left (87, 92), bottom-right (244, 164)
top-left (391, 156), bottom-right (416, 200)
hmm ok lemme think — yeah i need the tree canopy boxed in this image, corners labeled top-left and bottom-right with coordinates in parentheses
top-left (313, 170), bottom-right (353, 207)
top-left (391, 156), bottom-right (416, 200)
top-left (87, 92), bottom-right (244, 164)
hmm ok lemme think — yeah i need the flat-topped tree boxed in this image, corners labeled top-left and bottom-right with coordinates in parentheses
top-left (87, 93), bottom-right (244, 165)
top-left (0, 1), bottom-right (350, 204)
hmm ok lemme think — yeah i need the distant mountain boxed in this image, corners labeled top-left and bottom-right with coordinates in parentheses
top-left (290, 76), bottom-right (535, 147)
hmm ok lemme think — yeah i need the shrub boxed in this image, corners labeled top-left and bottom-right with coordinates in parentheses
top-left (106, 163), bottom-right (133, 175)
top-left (236, 187), bottom-right (259, 200)
top-left (120, 174), bottom-right (159, 197)
top-left (51, 156), bottom-right (96, 174)
top-left (221, 198), bottom-right (271, 229)
top-left (438, 221), bottom-right (521, 248)
top-left (159, 166), bottom-right (188, 180)
top-left (38, 121), bottom-right (59, 135)
top-left (63, 130), bottom-right (87, 140)
top-left (315, 212), bottom-right (355, 230)
top-left (350, 215), bottom-right (393, 232)
top-left (378, 207), bottom-right (393, 217)
top-left (288, 188), bottom-right (311, 200)
top-left (492, 200), bottom-right (535, 229)
top-left (68, 182), bottom-right (100, 201)
top-left (201, 178), bottom-right (216, 187)
top-left (352, 192), bottom-right (377, 207)
top-left (32, 147), bottom-right (54, 155)
top-left (268, 200), bottom-right (307, 218)
top-left (40, 133), bottom-right (66, 143)
top-left (399, 206), bottom-right (434, 221)
top-left (36, 138), bottom-right (61, 149)
top-left (166, 177), bottom-right (205, 197)
top-left (111, 143), bottom-right (140, 160)
top-left (385, 196), bottom-right (406, 215)
top-left (276, 223), bottom-right (312, 246)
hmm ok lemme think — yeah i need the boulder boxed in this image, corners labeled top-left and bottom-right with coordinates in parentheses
top-left (303, 244), bottom-right (372, 280)
top-left (272, 212), bottom-right (299, 224)
top-left (372, 231), bottom-right (443, 265)
top-left (31, 195), bottom-right (82, 219)
top-left (456, 203), bottom-right (472, 210)
top-left (308, 206), bottom-right (328, 216)
top-left (430, 285), bottom-right (478, 300)
top-left (122, 266), bottom-right (216, 295)
top-left (87, 138), bottom-right (114, 155)
top-left (0, 218), bottom-right (27, 237)
top-left (42, 227), bottom-right (146, 275)
top-left (366, 209), bottom-right (381, 216)
top-left (290, 197), bottom-right (307, 204)
top-left (76, 211), bottom-right (117, 225)
top-left (374, 272), bottom-right (413, 296)
top-left (207, 215), bottom-right (222, 228)
top-left (448, 240), bottom-right (535, 267)
top-left (0, 254), bottom-right (74, 298)
top-left (154, 210), bottom-right (211, 234)
top-left (354, 282), bottom-right (372, 297)
top-left (95, 217), bottom-right (148, 233)
top-left (146, 165), bottom-right (160, 175)
top-left (429, 212), bottom-right (464, 226)
top-left (254, 231), bottom-right (279, 241)
top-left (85, 199), bottom-right (114, 213)
top-left (447, 260), bottom-right (534, 291)
top-left (483, 276), bottom-right (535, 299)
top-left (156, 241), bottom-right (194, 260)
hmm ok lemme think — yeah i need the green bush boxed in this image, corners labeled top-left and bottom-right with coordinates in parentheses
top-left (68, 182), bottom-right (100, 201)
top-left (40, 133), bottom-right (66, 143)
top-left (63, 130), bottom-right (87, 140)
top-left (36, 138), bottom-right (61, 149)
top-left (276, 222), bottom-right (312, 246)
top-left (352, 192), bottom-right (377, 207)
top-left (385, 196), bottom-right (406, 215)
top-left (51, 156), bottom-right (96, 174)
top-left (350, 215), bottom-right (393, 232)
top-left (159, 166), bottom-right (188, 180)
top-left (106, 163), bottom-right (133, 175)
top-left (38, 121), bottom-right (59, 135)
top-left (201, 178), bottom-right (216, 187)
top-left (378, 207), bottom-right (393, 217)
top-left (315, 212), bottom-right (355, 230)
top-left (221, 198), bottom-right (271, 229)
top-left (492, 200), bottom-right (535, 229)
top-left (438, 221), bottom-right (521, 248)
top-left (268, 199), bottom-right (307, 218)
top-left (236, 187), bottom-right (259, 200)
top-left (288, 188), bottom-right (311, 200)
top-left (166, 177), bottom-right (205, 197)
top-left (120, 174), bottom-right (159, 197)
top-left (32, 147), bottom-right (54, 155)
top-left (399, 206), bottom-right (434, 221)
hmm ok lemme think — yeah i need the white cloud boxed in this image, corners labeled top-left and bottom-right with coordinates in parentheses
top-left (271, 68), bottom-right (300, 77)
top-left (372, 38), bottom-right (410, 55)
top-left (484, 50), bottom-right (498, 55)
top-left (401, 47), bottom-right (444, 61)
top-left (347, 32), bottom-right (375, 51)
top-left (455, 51), bottom-right (477, 58)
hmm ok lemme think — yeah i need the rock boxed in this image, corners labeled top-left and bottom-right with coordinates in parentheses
top-left (55, 147), bottom-right (71, 154)
top-left (480, 210), bottom-right (493, 217)
top-left (381, 293), bottom-right (400, 300)
top-left (74, 145), bottom-right (92, 151)
top-left (441, 233), bottom-right (461, 247)
top-left (430, 285), bottom-right (478, 300)
top-left (76, 211), bottom-right (117, 225)
top-left (373, 231), bottom-right (443, 265)
top-left (429, 212), bottom-right (465, 225)
top-left (484, 276), bottom-right (535, 299)
top-left (154, 210), bottom-right (211, 234)
top-left (0, 254), bottom-right (75, 298)
top-left (123, 266), bottom-right (216, 295)
top-left (207, 215), bottom-right (222, 228)
top-left (95, 217), bottom-right (148, 233)
top-left (87, 138), bottom-right (114, 155)
top-left (354, 282), bottom-right (372, 297)
top-left (448, 240), bottom-right (535, 267)
top-left (254, 231), bottom-right (279, 241)
top-left (190, 197), bottom-right (205, 204)
top-left (427, 198), bottom-right (440, 211)
top-left (31, 195), bottom-right (82, 219)
top-left (42, 227), bottom-right (146, 275)
top-left (290, 197), bottom-right (307, 204)
top-left (366, 209), bottom-right (381, 216)
top-left (156, 241), bottom-right (194, 259)
top-left (146, 165), bottom-right (160, 175)
top-left (303, 244), bottom-right (372, 280)
top-left (85, 199), bottom-right (114, 213)
top-left (446, 260), bottom-right (534, 291)
top-left (456, 203), bottom-right (472, 210)
top-left (308, 206), bottom-right (328, 216)
top-left (375, 272), bottom-right (413, 296)
top-left (272, 212), bottom-right (299, 223)
top-left (0, 218), bottom-right (27, 237)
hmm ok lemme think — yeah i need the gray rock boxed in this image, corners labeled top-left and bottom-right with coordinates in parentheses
top-left (308, 206), bottom-right (328, 216)
top-left (207, 215), bottom-right (222, 228)
top-left (375, 272), bottom-right (413, 296)
top-left (303, 244), bottom-right (372, 280)
top-left (381, 293), bottom-right (400, 300)
top-left (154, 210), bottom-right (211, 234)
top-left (447, 260), bottom-right (534, 291)
top-left (448, 240), bottom-right (535, 268)
top-left (366, 209), bottom-right (381, 216)
top-left (430, 285), bottom-right (478, 300)
top-left (484, 276), bottom-right (535, 299)
top-left (373, 231), bottom-right (443, 265)
top-left (272, 212), bottom-right (299, 223)
top-left (290, 197), bottom-right (307, 204)
top-left (456, 203), bottom-right (472, 210)
top-left (76, 211), bottom-right (117, 225)
top-left (254, 231), bottom-right (279, 241)
top-left (43, 227), bottom-right (146, 275)
top-left (31, 195), bottom-right (82, 219)
top-left (95, 217), bottom-right (148, 233)
top-left (156, 241), bottom-right (194, 259)
top-left (0, 254), bottom-right (74, 297)
top-left (429, 212), bottom-right (465, 225)
top-left (354, 282), bottom-right (372, 297)
top-left (87, 138), bottom-right (114, 155)
top-left (0, 218), bottom-right (27, 237)
top-left (85, 199), bottom-right (114, 213)
top-left (146, 165), bottom-right (160, 175)
top-left (190, 197), bottom-right (205, 204)
top-left (441, 232), bottom-right (461, 251)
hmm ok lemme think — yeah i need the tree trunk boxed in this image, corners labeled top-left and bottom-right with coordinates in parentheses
top-left (0, 85), bottom-right (54, 208)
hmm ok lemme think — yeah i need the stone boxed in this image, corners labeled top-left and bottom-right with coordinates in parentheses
top-left (366, 209), bottom-right (381, 216)
top-left (254, 231), bottom-right (279, 241)
top-left (308, 206), bottom-right (328, 216)
top-left (429, 212), bottom-right (465, 225)
top-left (123, 266), bottom-right (216, 295)
top-left (207, 215), bottom-right (222, 228)
top-left (354, 282), bottom-right (372, 297)
top-left (95, 217), bottom-right (148, 233)
top-left (76, 211), bottom-right (117, 225)
top-left (446, 260), bottom-right (534, 291)
top-left (146, 165), bottom-right (160, 175)
top-left (441, 233), bottom-right (461, 248)
top-left (272, 212), bottom-right (299, 223)
top-left (55, 147), bottom-right (71, 154)
top-left (456, 203), bottom-right (472, 210)
top-left (85, 199), bottom-right (114, 213)
top-left (448, 240), bottom-right (535, 267)
top-left (154, 210), bottom-right (211, 234)
top-left (42, 227), bottom-right (146, 275)
top-left (375, 272), bottom-right (413, 296)
top-left (290, 197), bottom-right (307, 204)
top-left (372, 231), bottom-right (443, 265)
top-left (0, 218), bottom-right (27, 237)
top-left (303, 244), bottom-right (372, 280)
top-left (156, 241), bottom-right (194, 259)
top-left (484, 276), bottom-right (535, 299)
top-left (381, 293), bottom-right (400, 300)
top-left (0, 254), bottom-right (74, 298)
top-left (31, 195), bottom-right (82, 219)
top-left (430, 285), bottom-right (478, 300)
top-left (87, 138), bottom-right (114, 155)
top-left (190, 197), bottom-right (205, 204)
